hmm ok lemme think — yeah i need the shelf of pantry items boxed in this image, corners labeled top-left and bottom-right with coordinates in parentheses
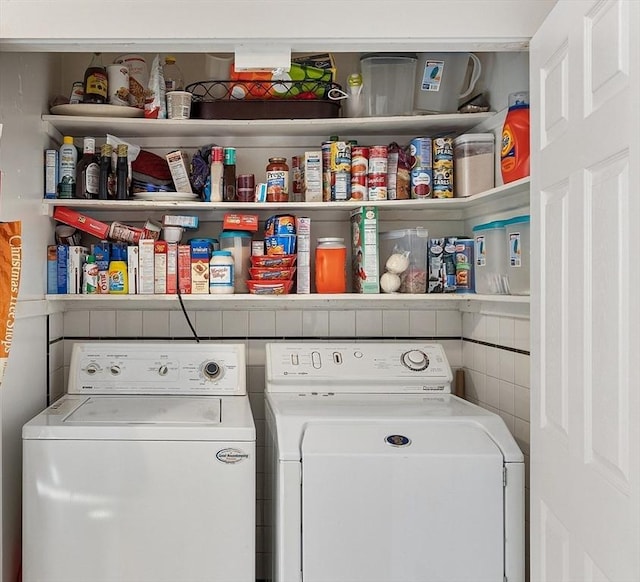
top-left (41, 178), bottom-right (530, 221)
top-left (42, 112), bottom-right (494, 140)
top-left (45, 293), bottom-right (530, 312)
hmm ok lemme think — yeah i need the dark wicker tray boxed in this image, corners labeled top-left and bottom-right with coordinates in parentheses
top-left (186, 80), bottom-right (342, 120)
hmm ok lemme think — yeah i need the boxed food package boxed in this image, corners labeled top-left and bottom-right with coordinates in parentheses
top-left (165, 150), bottom-right (193, 194)
top-left (350, 207), bottom-right (379, 294)
top-left (166, 243), bottom-right (178, 295)
top-left (223, 213), bottom-right (259, 232)
top-left (295, 216), bottom-right (311, 294)
top-left (127, 245), bottom-right (139, 295)
top-left (190, 238), bottom-right (211, 294)
top-left (47, 245), bottom-right (57, 294)
top-left (138, 239), bottom-right (155, 295)
top-left (154, 241), bottom-right (168, 294)
top-left (178, 244), bottom-right (192, 294)
top-left (67, 245), bottom-right (89, 294)
top-left (303, 151), bottom-right (322, 202)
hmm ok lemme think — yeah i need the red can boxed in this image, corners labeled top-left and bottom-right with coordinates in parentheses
top-left (351, 146), bottom-right (369, 200)
top-left (367, 145), bottom-right (388, 200)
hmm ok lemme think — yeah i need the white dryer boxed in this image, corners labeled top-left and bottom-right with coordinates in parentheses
top-left (23, 342), bottom-right (255, 582)
top-left (265, 342), bottom-right (524, 582)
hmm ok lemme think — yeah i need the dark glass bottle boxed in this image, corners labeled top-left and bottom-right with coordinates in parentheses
top-left (98, 143), bottom-right (113, 200)
top-left (76, 137), bottom-right (100, 199)
top-left (223, 147), bottom-right (237, 202)
top-left (83, 53), bottom-right (108, 105)
top-left (115, 144), bottom-right (129, 200)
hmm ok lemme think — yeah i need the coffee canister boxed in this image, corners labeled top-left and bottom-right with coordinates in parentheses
top-left (106, 64), bottom-right (130, 106)
top-left (115, 54), bottom-right (148, 108)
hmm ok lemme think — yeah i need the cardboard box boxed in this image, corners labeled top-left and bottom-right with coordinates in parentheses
top-left (190, 239), bottom-right (210, 294)
top-left (350, 207), bottom-right (380, 294)
top-left (154, 241), bottom-right (168, 294)
top-left (138, 239), bottom-right (155, 295)
top-left (178, 244), bottom-right (192, 294)
top-left (92, 242), bottom-right (110, 294)
top-left (222, 213), bottom-right (259, 232)
top-left (56, 245), bottom-right (68, 294)
top-left (303, 151), bottom-right (322, 202)
top-left (166, 243), bottom-right (178, 295)
top-left (47, 245), bottom-right (58, 294)
top-left (53, 206), bottom-right (110, 239)
top-left (163, 214), bottom-right (199, 230)
top-left (67, 245), bottom-right (89, 294)
top-left (127, 245), bottom-right (139, 295)
top-left (295, 217), bottom-right (311, 294)
top-left (165, 150), bottom-right (193, 194)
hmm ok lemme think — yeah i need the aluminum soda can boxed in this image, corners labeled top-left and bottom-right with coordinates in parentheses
top-left (454, 238), bottom-right (474, 293)
top-left (409, 137), bottom-right (433, 199)
top-left (432, 137), bottom-right (454, 198)
top-left (367, 145), bottom-right (388, 200)
top-left (330, 141), bottom-right (351, 201)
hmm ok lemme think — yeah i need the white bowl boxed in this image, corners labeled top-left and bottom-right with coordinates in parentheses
top-left (162, 226), bottom-right (184, 243)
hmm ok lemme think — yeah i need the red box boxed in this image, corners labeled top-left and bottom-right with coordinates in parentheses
top-left (178, 244), bottom-right (191, 294)
top-left (223, 213), bottom-right (259, 232)
top-left (53, 206), bottom-right (109, 239)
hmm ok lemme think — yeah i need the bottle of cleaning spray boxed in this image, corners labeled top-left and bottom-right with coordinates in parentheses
top-left (108, 245), bottom-right (128, 294)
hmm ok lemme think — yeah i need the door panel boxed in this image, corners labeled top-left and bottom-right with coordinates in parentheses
top-left (531, 1), bottom-right (640, 581)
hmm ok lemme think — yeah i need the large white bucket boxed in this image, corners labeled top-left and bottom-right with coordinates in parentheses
top-left (414, 52), bottom-right (481, 113)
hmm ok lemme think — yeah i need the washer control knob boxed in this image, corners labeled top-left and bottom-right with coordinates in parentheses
top-left (203, 361), bottom-right (221, 380)
top-left (158, 365), bottom-right (169, 376)
top-left (401, 350), bottom-right (429, 371)
top-left (109, 365), bottom-right (121, 376)
top-left (85, 363), bottom-right (100, 375)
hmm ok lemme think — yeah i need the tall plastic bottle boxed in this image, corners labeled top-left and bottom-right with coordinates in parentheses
top-left (58, 136), bottom-right (78, 199)
top-left (163, 56), bottom-right (184, 92)
top-left (108, 245), bottom-right (128, 294)
top-left (82, 255), bottom-right (98, 294)
top-left (500, 91), bottom-right (530, 184)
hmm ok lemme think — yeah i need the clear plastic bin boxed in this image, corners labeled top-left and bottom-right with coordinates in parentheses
top-left (472, 220), bottom-right (508, 294)
top-left (360, 53), bottom-right (417, 117)
top-left (454, 133), bottom-right (495, 197)
top-left (503, 215), bottom-right (530, 295)
top-left (219, 230), bottom-right (252, 293)
top-left (379, 227), bottom-right (429, 293)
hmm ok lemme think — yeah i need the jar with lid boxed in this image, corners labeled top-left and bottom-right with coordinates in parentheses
top-left (219, 231), bottom-right (252, 293)
top-left (266, 157), bottom-right (289, 202)
top-left (209, 250), bottom-right (235, 294)
top-left (315, 237), bottom-right (347, 294)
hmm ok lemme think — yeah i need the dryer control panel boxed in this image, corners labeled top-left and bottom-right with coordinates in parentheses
top-left (68, 342), bottom-right (246, 395)
top-left (265, 343), bottom-right (453, 393)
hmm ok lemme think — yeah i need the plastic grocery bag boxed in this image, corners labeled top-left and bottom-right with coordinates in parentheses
top-left (0, 221), bottom-right (22, 388)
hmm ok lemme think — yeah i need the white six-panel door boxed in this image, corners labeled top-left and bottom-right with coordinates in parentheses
top-left (530, 1), bottom-right (640, 580)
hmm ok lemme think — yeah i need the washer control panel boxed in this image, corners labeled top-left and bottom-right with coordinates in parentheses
top-left (68, 343), bottom-right (246, 395)
top-left (266, 343), bottom-right (453, 393)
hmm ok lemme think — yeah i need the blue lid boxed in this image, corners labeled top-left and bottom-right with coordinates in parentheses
top-left (212, 250), bottom-right (232, 257)
top-left (219, 230), bottom-right (252, 239)
top-left (472, 220), bottom-right (506, 232)
top-left (503, 215), bottom-right (530, 226)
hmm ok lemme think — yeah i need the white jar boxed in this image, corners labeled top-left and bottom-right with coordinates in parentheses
top-left (209, 250), bottom-right (234, 294)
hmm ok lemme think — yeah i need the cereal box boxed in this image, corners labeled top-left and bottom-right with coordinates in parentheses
top-left (350, 207), bottom-right (379, 294)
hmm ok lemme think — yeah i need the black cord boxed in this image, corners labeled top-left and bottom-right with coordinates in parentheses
top-left (177, 286), bottom-right (200, 342)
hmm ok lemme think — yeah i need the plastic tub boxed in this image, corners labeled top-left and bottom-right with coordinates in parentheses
top-left (219, 230), bottom-right (252, 293)
top-left (379, 227), bottom-right (429, 293)
top-left (414, 52), bottom-right (482, 113)
top-left (472, 220), bottom-right (508, 295)
top-left (360, 53), bottom-right (417, 117)
top-left (503, 215), bottom-right (530, 295)
top-left (454, 133), bottom-right (495, 197)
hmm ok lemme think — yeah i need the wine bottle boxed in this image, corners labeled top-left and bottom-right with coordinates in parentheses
top-left (83, 53), bottom-right (108, 105)
top-left (76, 137), bottom-right (100, 199)
top-left (115, 144), bottom-right (129, 200)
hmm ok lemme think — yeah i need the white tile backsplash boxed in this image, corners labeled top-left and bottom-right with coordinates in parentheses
top-left (48, 311), bottom-right (63, 341)
top-left (115, 310), bottom-right (143, 337)
top-left (499, 349), bottom-right (515, 383)
top-left (302, 310), bottom-right (329, 337)
top-left (142, 311), bottom-right (169, 336)
top-left (409, 310), bottom-right (436, 336)
top-left (63, 311), bottom-right (90, 336)
top-left (485, 315), bottom-right (500, 345)
top-left (275, 310), bottom-right (303, 337)
top-left (515, 318), bottom-right (530, 351)
top-left (382, 310), bottom-right (409, 336)
top-left (499, 380), bottom-right (515, 415)
top-left (195, 310), bottom-right (223, 337)
top-left (499, 317), bottom-right (515, 348)
top-left (485, 375), bottom-right (500, 409)
top-left (436, 310), bottom-right (462, 336)
top-left (486, 346), bottom-right (500, 379)
top-left (223, 310), bottom-right (249, 336)
top-left (515, 352), bottom-right (531, 388)
top-left (329, 310), bottom-right (356, 337)
top-left (89, 310), bottom-right (116, 337)
top-left (473, 342), bottom-right (487, 374)
top-left (249, 311), bottom-right (276, 337)
top-left (356, 310), bottom-right (383, 336)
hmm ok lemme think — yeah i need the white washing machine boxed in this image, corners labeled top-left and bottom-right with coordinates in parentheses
top-left (265, 342), bottom-right (524, 582)
top-left (23, 342), bottom-right (255, 582)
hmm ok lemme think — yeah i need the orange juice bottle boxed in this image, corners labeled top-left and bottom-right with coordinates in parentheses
top-left (315, 237), bottom-right (347, 293)
top-left (500, 91), bottom-right (530, 184)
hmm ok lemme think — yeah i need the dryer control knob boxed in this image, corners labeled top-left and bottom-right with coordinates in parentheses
top-left (85, 363), bottom-right (100, 375)
top-left (109, 365), bottom-right (121, 376)
top-left (401, 350), bottom-right (429, 371)
top-left (203, 361), bottom-right (222, 380)
top-left (158, 365), bottom-right (169, 376)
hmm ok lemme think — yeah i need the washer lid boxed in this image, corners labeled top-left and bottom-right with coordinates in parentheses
top-left (64, 396), bottom-right (221, 424)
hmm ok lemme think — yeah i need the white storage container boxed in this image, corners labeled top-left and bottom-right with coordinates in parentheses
top-left (503, 215), bottom-right (530, 295)
top-left (454, 133), bottom-right (495, 197)
top-left (379, 227), bottom-right (429, 293)
top-left (360, 53), bottom-right (417, 117)
top-left (472, 220), bottom-right (508, 295)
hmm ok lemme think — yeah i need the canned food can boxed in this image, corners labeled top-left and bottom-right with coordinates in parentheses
top-left (409, 137), bottom-right (433, 199)
top-left (368, 145), bottom-right (388, 174)
top-left (114, 54), bottom-right (148, 109)
top-left (367, 173), bottom-right (387, 201)
top-left (321, 141), bottom-right (332, 202)
top-left (454, 238), bottom-right (474, 293)
top-left (106, 64), bottom-right (130, 106)
top-left (330, 142), bottom-right (351, 201)
top-left (69, 81), bottom-right (84, 104)
top-left (350, 172), bottom-right (367, 200)
top-left (108, 221), bottom-right (143, 245)
top-left (432, 137), bottom-right (454, 198)
top-left (44, 149), bottom-right (59, 199)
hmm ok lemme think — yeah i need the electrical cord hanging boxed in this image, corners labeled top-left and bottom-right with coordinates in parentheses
top-left (177, 287), bottom-right (200, 342)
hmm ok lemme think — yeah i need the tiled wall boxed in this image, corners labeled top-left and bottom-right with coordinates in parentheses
top-left (48, 307), bottom-right (530, 580)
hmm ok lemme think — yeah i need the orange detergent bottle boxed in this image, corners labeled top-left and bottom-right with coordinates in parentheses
top-left (315, 237), bottom-right (347, 293)
top-left (500, 91), bottom-right (530, 184)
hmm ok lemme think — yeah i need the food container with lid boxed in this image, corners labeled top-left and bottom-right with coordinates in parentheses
top-left (454, 133), bottom-right (495, 197)
top-left (219, 230), bottom-right (252, 293)
top-left (472, 220), bottom-right (508, 295)
top-left (503, 215), bottom-right (530, 295)
top-left (379, 227), bottom-right (429, 293)
top-left (360, 53), bottom-right (418, 117)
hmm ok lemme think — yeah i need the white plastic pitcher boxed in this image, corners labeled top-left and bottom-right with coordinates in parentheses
top-left (414, 53), bottom-right (482, 113)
